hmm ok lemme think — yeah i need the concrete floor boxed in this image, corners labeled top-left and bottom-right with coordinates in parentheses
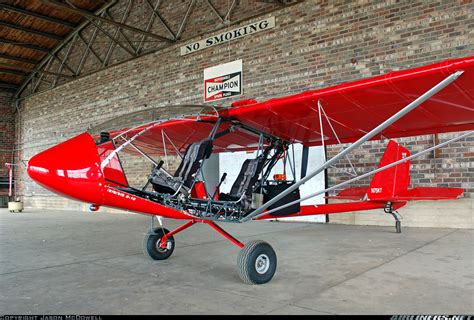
top-left (0, 208), bottom-right (472, 315)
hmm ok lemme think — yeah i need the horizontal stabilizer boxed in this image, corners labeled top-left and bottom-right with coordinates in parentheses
top-left (326, 187), bottom-right (367, 200)
top-left (387, 187), bottom-right (464, 201)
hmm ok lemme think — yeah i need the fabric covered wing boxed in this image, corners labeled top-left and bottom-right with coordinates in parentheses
top-left (107, 56), bottom-right (474, 156)
top-left (220, 56), bottom-right (474, 146)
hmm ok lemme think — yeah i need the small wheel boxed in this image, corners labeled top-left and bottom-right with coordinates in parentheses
top-left (396, 221), bottom-right (401, 233)
top-left (237, 240), bottom-right (277, 285)
top-left (143, 228), bottom-right (175, 260)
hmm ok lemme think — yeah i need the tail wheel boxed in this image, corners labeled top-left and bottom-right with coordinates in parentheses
top-left (396, 221), bottom-right (401, 233)
top-left (143, 228), bottom-right (175, 260)
top-left (237, 240), bottom-right (277, 285)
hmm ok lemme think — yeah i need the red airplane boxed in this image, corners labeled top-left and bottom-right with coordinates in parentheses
top-left (27, 56), bottom-right (474, 285)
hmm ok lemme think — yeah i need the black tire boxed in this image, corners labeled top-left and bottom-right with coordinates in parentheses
top-left (143, 228), bottom-right (175, 260)
top-left (237, 240), bottom-right (277, 285)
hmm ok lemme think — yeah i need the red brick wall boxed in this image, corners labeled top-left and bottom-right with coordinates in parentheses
top-left (0, 92), bottom-right (14, 199)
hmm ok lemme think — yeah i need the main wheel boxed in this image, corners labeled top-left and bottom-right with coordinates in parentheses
top-left (237, 240), bottom-right (277, 285)
top-left (143, 228), bottom-right (175, 260)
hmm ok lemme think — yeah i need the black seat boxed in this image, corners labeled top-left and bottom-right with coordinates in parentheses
top-left (151, 139), bottom-right (213, 195)
top-left (219, 158), bottom-right (265, 202)
top-left (218, 144), bottom-right (274, 203)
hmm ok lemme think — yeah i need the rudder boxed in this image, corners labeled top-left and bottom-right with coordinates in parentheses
top-left (367, 140), bottom-right (410, 200)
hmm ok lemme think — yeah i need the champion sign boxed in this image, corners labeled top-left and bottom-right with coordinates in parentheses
top-left (204, 60), bottom-right (242, 102)
top-left (181, 17), bottom-right (275, 56)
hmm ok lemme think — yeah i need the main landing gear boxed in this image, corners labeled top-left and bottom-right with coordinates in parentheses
top-left (143, 217), bottom-right (277, 285)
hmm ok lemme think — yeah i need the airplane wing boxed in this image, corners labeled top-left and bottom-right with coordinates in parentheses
top-left (106, 56), bottom-right (474, 156)
top-left (220, 56), bottom-right (474, 146)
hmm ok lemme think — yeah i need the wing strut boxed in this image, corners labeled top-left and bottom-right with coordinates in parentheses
top-left (318, 101), bottom-right (357, 177)
top-left (241, 70), bottom-right (464, 222)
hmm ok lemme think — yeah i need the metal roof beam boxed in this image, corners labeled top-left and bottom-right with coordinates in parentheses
top-left (136, 0), bottom-right (162, 54)
top-left (0, 63), bottom-right (75, 79)
top-left (103, 0), bottom-right (136, 66)
top-left (77, 11), bottom-right (136, 57)
top-left (104, 9), bottom-right (137, 54)
top-left (176, 0), bottom-right (196, 40)
top-left (224, 0), bottom-right (238, 21)
top-left (205, 0), bottom-right (224, 23)
top-left (0, 53), bottom-right (39, 65)
top-left (40, 0), bottom-right (175, 43)
top-left (0, 4), bottom-right (77, 28)
top-left (0, 21), bottom-right (64, 41)
top-left (145, 0), bottom-right (176, 40)
top-left (0, 38), bottom-right (50, 53)
top-left (15, 0), bottom-right (117, 98)
top-left (0, 68), bottom-right (29, 77)
top-left (0, 82), bottom-right (19, 91)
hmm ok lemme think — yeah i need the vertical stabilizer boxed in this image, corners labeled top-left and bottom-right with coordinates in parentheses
top-left (367, 140), bottom-right (410, 200)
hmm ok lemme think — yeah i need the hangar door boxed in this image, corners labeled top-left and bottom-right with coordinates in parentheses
top-left (203, 144), bottom-right (326, 223)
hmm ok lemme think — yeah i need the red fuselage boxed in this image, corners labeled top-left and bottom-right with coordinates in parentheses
top-left (27, 132), bottom-right (191, 220)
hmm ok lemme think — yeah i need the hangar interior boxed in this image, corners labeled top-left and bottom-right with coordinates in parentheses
top-left (0, 0), bottom-right (472, 315)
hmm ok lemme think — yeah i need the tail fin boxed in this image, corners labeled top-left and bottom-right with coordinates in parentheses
top-left (367, 140), bottom-right (410, 200)
top-left (330, 140), bottom-right (463, 202)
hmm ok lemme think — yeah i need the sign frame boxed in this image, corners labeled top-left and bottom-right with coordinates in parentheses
top-left (203, 59), bottom-right (243, 102)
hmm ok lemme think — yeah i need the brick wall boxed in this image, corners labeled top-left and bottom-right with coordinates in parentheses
top-left (0, 92), bottom-right (14, 204)
top-left (15, 0), bottom-right (473, 226)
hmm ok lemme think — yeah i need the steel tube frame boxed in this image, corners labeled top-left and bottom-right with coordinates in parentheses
top-left (104, 9), bottom-right (138, 54)
top-left (224, 0), bottom-right (238, 22)
top-left (31, 58), bottom-right (51, 94)
top-left (76, 31), bottom-right (103, 75)
top-left (145, 0), bottom-right (176, 40)
top-left (205, 0), bottom-right (225, 23)
top-left (158, 220), bottom-right (244, 249)
top-left (50, 52), bottom-right (77, 76)
top-left (241, 70), bottom-right (464, 222)
top-left (176, 0), bottom-right (196, 40)
top-left (66, 2), bottom-right (136, 58)
top-left (159, 220), bottom-right (196, 248)
top-left (206, 221), bottom-right (244, 248)
top-left (259, 130), bottom-right (473, 216)
top-left (0, 62), bottom-right (74, 79)
top-left (136, 0), bottom-right (162, 54)
top-left (103, 1), bottom-right (135, 66)
top-left (14, 0), bottom-right (117, 99)
top-left (51, 34), bottom-right (78, 88)
top-left (41, 0), bottom-right (174, 43)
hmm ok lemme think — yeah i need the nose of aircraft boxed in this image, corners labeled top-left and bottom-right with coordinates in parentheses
top-left (27, 132), bottom-right (105, 204)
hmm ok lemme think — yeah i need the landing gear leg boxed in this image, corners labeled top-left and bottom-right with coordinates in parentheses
top-left (205, 221), bottom-right (277, 285)
top-left (385, 202), bottom-right (401, 233)
top-left (143, 218), bottom-right (278, 284)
